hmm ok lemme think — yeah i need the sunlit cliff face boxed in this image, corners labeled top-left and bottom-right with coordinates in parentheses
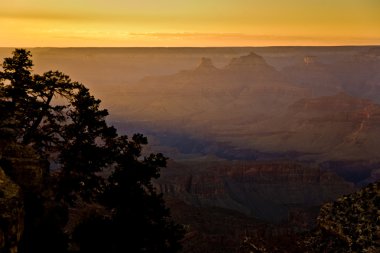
top-left (1, 0), bottom-right (380, 47)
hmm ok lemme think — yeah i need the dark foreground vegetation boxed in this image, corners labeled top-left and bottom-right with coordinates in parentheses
top-left (0, 49), bottom-right (184, 253)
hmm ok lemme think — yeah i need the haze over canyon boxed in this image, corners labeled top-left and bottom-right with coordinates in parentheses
top-left (1, 46), bottom-right (379, 251)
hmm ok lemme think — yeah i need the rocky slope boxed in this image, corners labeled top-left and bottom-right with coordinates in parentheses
top-left (129, 91), bottom-right (380, 164)
top-left (163, 168), bottom-right (380, 253)
top-left (157, 160), bottom-right (355, 223)
top-left (106, 52), bottom-right (380, 163)
top-left (0, 167), bottom-right (24, 253)
top-left (282, 49), bottom-right (380, 102)
top-left (282, 56), bottom-right (343, 97)
top-left (329, 53), bottom-right (380, 103)
top-left (0, 144), bottom-right (46, 192)
top-left (244, 92), bottom-right (380, 161)
top-left (113, 52), bottom-right (310, 123)
top-left (0, 140), bottom-right (46, 253)
top-left (166, 197), bottom-right (303, 253)
top-left (302, 181), bottom-right (380, 252)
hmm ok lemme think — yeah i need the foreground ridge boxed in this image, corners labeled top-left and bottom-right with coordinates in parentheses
top-left (302, 181), bottom-right (380, 252)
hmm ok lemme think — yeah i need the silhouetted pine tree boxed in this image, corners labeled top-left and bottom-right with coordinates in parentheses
top-left (0, 49), bottom-right (184, 253)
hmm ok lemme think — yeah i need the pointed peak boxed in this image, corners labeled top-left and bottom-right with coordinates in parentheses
top-left (194, 57), bottom-right (218, 72)
top-left (238, 52), bottom-right (264, 62)
top-left (246, 52), bottom-right (263, 58)
top-left (199, 57), bottom-right (215, 67)
top-left (226, 52), bottom-right (267, 69)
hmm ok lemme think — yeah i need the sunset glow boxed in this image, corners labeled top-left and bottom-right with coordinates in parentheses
top-left (1, 0), bottom-right (380, 47)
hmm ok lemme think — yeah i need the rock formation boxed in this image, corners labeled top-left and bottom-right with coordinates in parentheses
top-left (0, 144), bottom-right (45, 192)
top-left (226, 52), bottom-right (274, 70)
top-left (304, 56), bottom-right (316, 65)
top-left (194, 57), bottom-right (218, 73)
top-left (0, 140), bottom-right (45, 252)
top-left (302, 181), bottom-right (380, 252)
top-left (166, 197), bottom-right (301, 253)
top-left (327, 52), bottom-right (380, 102)
top-left (282, 56), bottom-right (342, 96)
top-left (157, 161), bottom-right (355, 223)
top-left (0, 167), bottom-right (24, 253)
top-left (113, 53), bottom-right (380, 163)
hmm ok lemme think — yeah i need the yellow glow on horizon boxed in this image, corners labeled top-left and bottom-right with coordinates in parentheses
top-left (1, 0), bottom-right (380, 47)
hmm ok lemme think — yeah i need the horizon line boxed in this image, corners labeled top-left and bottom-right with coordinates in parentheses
top-left (1, 45), bottom-right (380, 49)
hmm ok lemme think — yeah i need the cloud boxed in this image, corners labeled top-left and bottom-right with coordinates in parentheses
top-left (2, 11), bottom-right (76, 21)
top-left (128, 32), bottom-right (380, 44)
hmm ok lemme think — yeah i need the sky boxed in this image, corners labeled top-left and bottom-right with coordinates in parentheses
top-left (1, 0), bottom-right (380, 47)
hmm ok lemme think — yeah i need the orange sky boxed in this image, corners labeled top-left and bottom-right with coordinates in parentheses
top-left (1, 0), bottom-right (380, 47)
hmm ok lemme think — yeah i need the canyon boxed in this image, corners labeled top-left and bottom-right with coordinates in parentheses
top-left (1, 46), bottom-right (379, 252)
